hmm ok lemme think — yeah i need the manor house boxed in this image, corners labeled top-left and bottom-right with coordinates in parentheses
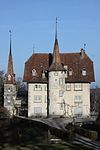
top-left (23, 28), bottom-right (95, 118)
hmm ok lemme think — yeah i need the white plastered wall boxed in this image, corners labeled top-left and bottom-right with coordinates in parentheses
top-left (28, 83), bottom-right (47, 117)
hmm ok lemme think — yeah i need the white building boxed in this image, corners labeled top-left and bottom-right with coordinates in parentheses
top-left (23, 27), bottom-right (95, 118)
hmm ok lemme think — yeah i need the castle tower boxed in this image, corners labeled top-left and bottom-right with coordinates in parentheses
top-left (48, 18), bottom-right (67, 117)
top-left (4, 31), bottom-right (17, 116)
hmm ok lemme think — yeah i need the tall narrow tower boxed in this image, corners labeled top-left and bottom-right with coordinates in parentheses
top-left (48, 18), bottom-right (67, 117)
top-left (4, 31), bottom-right (17, 116)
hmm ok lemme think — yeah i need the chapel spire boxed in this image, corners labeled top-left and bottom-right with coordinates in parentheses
top-left (5, 30), bottom-right (15, 84)
top-left (49, 18), bottom-right (64, 71)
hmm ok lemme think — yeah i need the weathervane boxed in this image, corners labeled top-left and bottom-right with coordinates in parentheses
top-left (84, 43), bottom-right (86, 50)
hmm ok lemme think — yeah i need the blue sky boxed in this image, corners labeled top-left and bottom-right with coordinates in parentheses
top-left (0, 0), bottom-right (100, 87)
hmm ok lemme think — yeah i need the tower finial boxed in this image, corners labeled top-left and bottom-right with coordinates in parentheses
top-left (55, 17), bottom-right (57, 39)
top-left (9, 30), bottom-right (12, 53)
top-left (9, 30), bottom-right (12, 41)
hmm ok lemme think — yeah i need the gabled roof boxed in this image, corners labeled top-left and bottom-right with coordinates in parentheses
top-left (23, 50), bottom-right (95, 83)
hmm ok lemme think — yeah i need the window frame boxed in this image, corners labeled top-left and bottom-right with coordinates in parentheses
top-left (34, 84), bottom-right (42, 91)
top-left (34, 95), bottom-right (42, 103)
top-left (74, 83), bottom-right (82, 91)
top-left (32, 69), bottom-right (37, 76)
top-left (69, 68), bottom-right (73, 76)
top-left (74, 95), bottom-right (82, 102)
top-left (82, 68), bottom-right (86, 76)
top-left (59, 90), bottom-right (63, 97)
top-left (66, 83), bottom-right (71, 91)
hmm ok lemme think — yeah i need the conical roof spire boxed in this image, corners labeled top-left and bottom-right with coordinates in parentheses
top-left (49, 18), bottom-right (64, 71)
top-left (5, 30), bottom-right (15, 84)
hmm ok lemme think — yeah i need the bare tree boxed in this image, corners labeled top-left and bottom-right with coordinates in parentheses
top-left (16, 77), bottom-right (28, 116)
top-left (90, 87), bottom-right (100, 115)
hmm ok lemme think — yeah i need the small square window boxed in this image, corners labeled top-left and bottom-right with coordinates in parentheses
top-left (74, 83), bottom-right (82, 91)
top-left (34, 107), bottom-right (42, 114)
top-left (54, 72), bottom-right (58, 76)
top-left (34, 95), bottom-right (42, 103)
top-left (34, 85), bottom-right (42, 91)
top-left (74, 95), bottom-right (82, 102)
top-left (59, 90), bottom-right (63, 97)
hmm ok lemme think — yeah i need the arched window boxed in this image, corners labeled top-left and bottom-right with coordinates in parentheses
top-left (8, 74), bottom-right (11, 81)
top-left (32, 69), bottom-right (36, 76)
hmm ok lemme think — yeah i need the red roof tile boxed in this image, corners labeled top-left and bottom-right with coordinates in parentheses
top-left (23, 51), bottom-right (95, 83)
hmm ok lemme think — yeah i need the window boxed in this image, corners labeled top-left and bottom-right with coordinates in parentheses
top-left (74, 83), bottom-right (82, 91)
top-left (82, 68), bottom-right (86, 76)
top-left (64, 65), bottom-right (68, 70)
top-left (74, 106), bottom-right (83, 117)
top-left (59, 90), bottom-right (63, 97)
top-left (74, 95), bottom-right (82, 102)
top-left (60, 103), bottom-right (63, 110)
top-left (34, 107), bottom-right (42, 114)
top-left (59, 78), bottom-right (65, 85)
top-left (69, 68), bottom-right (73, 76)
top-left (74, 101), bottom-right (83, 116)
top-left (34, 84), bottom-right (42, 91)
top-left (66, 83), bottom-right (71, 91)
top-left (34, 95), bottom-right (42, 103)
top-left (7, 100), bottom-right (11, 104)
top-left (32, 69), bottom-right (36, 76)
top-left (8, 87), bottom-right (11, 92)
top-left (54, 72), bottom-right (58, 76)
top-left (8, 74), bottom-right (11, 81)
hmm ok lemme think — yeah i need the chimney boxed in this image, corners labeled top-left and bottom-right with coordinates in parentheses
top-left (80, 48), bottom-right (85, 59)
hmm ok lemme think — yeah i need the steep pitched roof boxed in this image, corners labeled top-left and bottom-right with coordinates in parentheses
top-left (23, 50), bottom-right (95, 83)
top-left (49, 18), bottom-right (64, 71)
top-left (5, 31), bottom-right (16, 84)
top-left (49, 38), bottom-right (65, 71)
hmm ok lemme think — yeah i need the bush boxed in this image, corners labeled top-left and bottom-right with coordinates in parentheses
top-left (0, 107), bottom-right (10, 119)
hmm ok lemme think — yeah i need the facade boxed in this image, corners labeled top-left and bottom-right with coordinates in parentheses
top-left (4, 32), bottom-right (17, 116)
top-left (23, 31), bottom-right (95, 118)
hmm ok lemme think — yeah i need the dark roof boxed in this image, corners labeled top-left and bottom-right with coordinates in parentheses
top-left (23, 50), bottom-right (95, 83)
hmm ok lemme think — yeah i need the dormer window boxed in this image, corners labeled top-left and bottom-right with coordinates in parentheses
top-left (64, 65), bottom-right (68, 70)
top-left (82, 68), bottom-right (86, 76)
top-left (69, 68), bottom-right (73, 76)
top-left (42, 70), bottom-right (45, 79)
top-left (8, 74), bottom-right (11, 81)
top-left (32, 69), bottom-right (36, 76)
